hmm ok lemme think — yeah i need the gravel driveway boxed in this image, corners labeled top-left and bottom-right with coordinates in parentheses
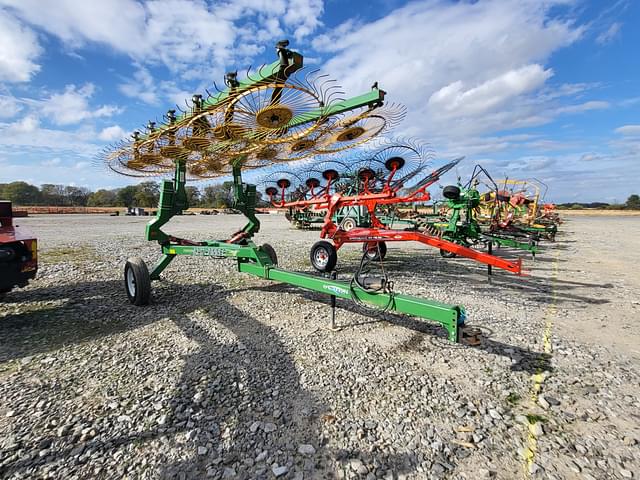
top-left (1, 213), bottom-right (638, 479)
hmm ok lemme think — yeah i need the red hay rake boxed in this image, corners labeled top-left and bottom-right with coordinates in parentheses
top-left (262, 141), bottom-right (523, 275)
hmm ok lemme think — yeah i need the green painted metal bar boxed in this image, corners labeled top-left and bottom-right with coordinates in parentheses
top-left (150, 253), bottom-right (176, 280)
top-left (483, 234), bottom-right (538, 253)
top-left (238, 262), bottom-right (464, 342)
top-left (287, 88), bottom-right (384, 129)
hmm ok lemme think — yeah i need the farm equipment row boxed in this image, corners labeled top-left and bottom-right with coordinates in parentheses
top-left (95, 40), bottom-right (561, 345)
top-left (276, 162), bottom-right (561, 260)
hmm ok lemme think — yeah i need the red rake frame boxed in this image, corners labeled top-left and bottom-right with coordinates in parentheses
top-left (265, 157), bottom-right (523, 275)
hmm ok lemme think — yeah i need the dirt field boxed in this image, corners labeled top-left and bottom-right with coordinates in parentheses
top-left (1, 213), bottom-right (638, 479)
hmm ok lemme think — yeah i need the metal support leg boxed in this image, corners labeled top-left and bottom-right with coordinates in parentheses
top-left (329, 270), bottom-right (339, 331)
top-left (487, 241), bottom-right (493, 281)
top-left (229, 161), bottom-right (261, 242)
top-left (146, 160), bottom-right (188, 243)
top-left (150, 253), bottom-right (176, 280)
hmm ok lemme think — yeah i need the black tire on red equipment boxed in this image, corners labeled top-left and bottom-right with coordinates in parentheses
top-left (443, 185), bottom-right (461, 200)
top-left (341, 217), bottom-right (357, 231)
top-left (362, 241), bottom-right (387, 261)
top-left (310, 241), bottom-right (338, 272)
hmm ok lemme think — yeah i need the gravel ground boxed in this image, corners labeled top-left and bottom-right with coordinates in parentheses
top-left (1, 213), bottom-right (638, 480)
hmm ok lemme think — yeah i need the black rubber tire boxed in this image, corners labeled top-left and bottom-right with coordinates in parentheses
top-left (260, 243), bottom-right (278, 265)
top-left (0, 287), bottom-right (11, 301)
top-left (362, 241), bottom-right (387, 261)
top-left (440, 248), bottom-right (457, 258)
top-left (443, 185), bottom-right (461, 200)
top-left (124, 257), bottom-right (151, 306)
top-left (341, 217), bottom-right (357, 231)
top-left (310, 241), bottom-right (338, 272)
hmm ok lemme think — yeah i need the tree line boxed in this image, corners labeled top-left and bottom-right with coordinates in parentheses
top-left (557, 195), bottom-right (640, 210)
top-left (0, 181), bottom-right (265, 208)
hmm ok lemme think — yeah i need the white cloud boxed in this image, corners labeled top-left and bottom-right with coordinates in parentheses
top-left (580, 153), bottom-right (602, 162)
top-left (615, 125), bottom-right (640, 136)
top-left (99, 125), bottom-right (127, 142)
top-left (556, 100), bottom-right (610, 114)
top-left (118, 66), bottom-right (160, 105)
top-left (596, 22), bottom-right (622, 45)
top-left (526, 139), bottom-right (576, 151)
top-left (41, 157), bottom-right (61, 166)
top-left (41, 83), bottom-right (122, 125)
top-left (0, 121), bottom-right (99, 156)
top-left (316, 0), bottom-right (584, 139)
top-left (1, 0), bottom-right (324, 74)
top-left (8, 115), bottom-right (39, 133)
top-left (0, 9), bottom-right (42, 82)
top-left (283, 0), bottom-right (324, 40)
top-left (428, 65), bottom-right (553, 117)
top-left (1, 0), bottom-right (147, 53)
top-left (0, 95), bottom-right (23, 118)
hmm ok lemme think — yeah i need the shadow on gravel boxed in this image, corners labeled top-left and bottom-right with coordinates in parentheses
top-left (1, 279), bottom-right (425, 479)
top-left (363, 252), bottom-right (611, 306)
top-left (250, 283), bottom-right (551, 375)
top-left (0, 280), bottom-right (159, 363)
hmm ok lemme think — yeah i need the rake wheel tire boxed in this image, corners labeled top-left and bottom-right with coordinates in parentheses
top-left (310, 241), bottom-right (337, 272)
top-left (440, 249), bottom-right (457, 258)
top-left (341, 217), bottom-right (357, 231)
top-left (362, 241), bottom-right (387, 261)
top-left (260, 243), bottom-right (278, 265)
top-left (443, 185), bottom-right (461, 200)
top-left (124, 257), bottom-right (151, 306)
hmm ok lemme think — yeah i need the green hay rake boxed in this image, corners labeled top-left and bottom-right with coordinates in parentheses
top-left (100, 41), bottom-right (478, 344)
top-left (422, 165), bottom-right (539, 257)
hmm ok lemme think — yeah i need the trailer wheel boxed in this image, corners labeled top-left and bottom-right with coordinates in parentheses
top-left (363, 241), bottom-right (387, 261)
top-left (443, 185), bottom-right (461, 200)
top-left (440, 249), bottom-right (457, 258)
top-left (260, 243), bottom-right (278, 265)
top-left (310, 241), bottom-right (337, 272)
top-left (124, 257), bottom-right (151, 306)
top-left (341, 217), bottom-right (357, 231)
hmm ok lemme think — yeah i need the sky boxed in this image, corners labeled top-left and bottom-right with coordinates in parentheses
top-left (0, 0), bottom-right (638, 203)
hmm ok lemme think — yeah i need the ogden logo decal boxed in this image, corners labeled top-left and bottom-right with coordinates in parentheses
top-left (323, 285), bottom-right (348, 295)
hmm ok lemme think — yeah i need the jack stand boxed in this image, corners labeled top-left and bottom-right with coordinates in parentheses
top-left (459, 325), bottom-right (482, 346)
top-left (487, 241), bottom-right (493, 282)
top-left (327, 270), bottom-right (341, 331)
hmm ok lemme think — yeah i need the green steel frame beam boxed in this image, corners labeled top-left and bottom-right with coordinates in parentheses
top-left (238, 262), bottom-right (465, 342)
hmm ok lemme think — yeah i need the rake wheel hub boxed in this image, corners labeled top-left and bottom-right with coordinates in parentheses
top-left (290, 138), bottom-right (315, 152)
top-left (160, 145), bottom-right (186, 158)
top-left (256, 146), bottom-right (278, 160)
top-left (256, 105), bottom-right (294, 129)
top-left (140, 153), bottom-right (162, 165)
top-left (336, 126), bottom-right (365, 142)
